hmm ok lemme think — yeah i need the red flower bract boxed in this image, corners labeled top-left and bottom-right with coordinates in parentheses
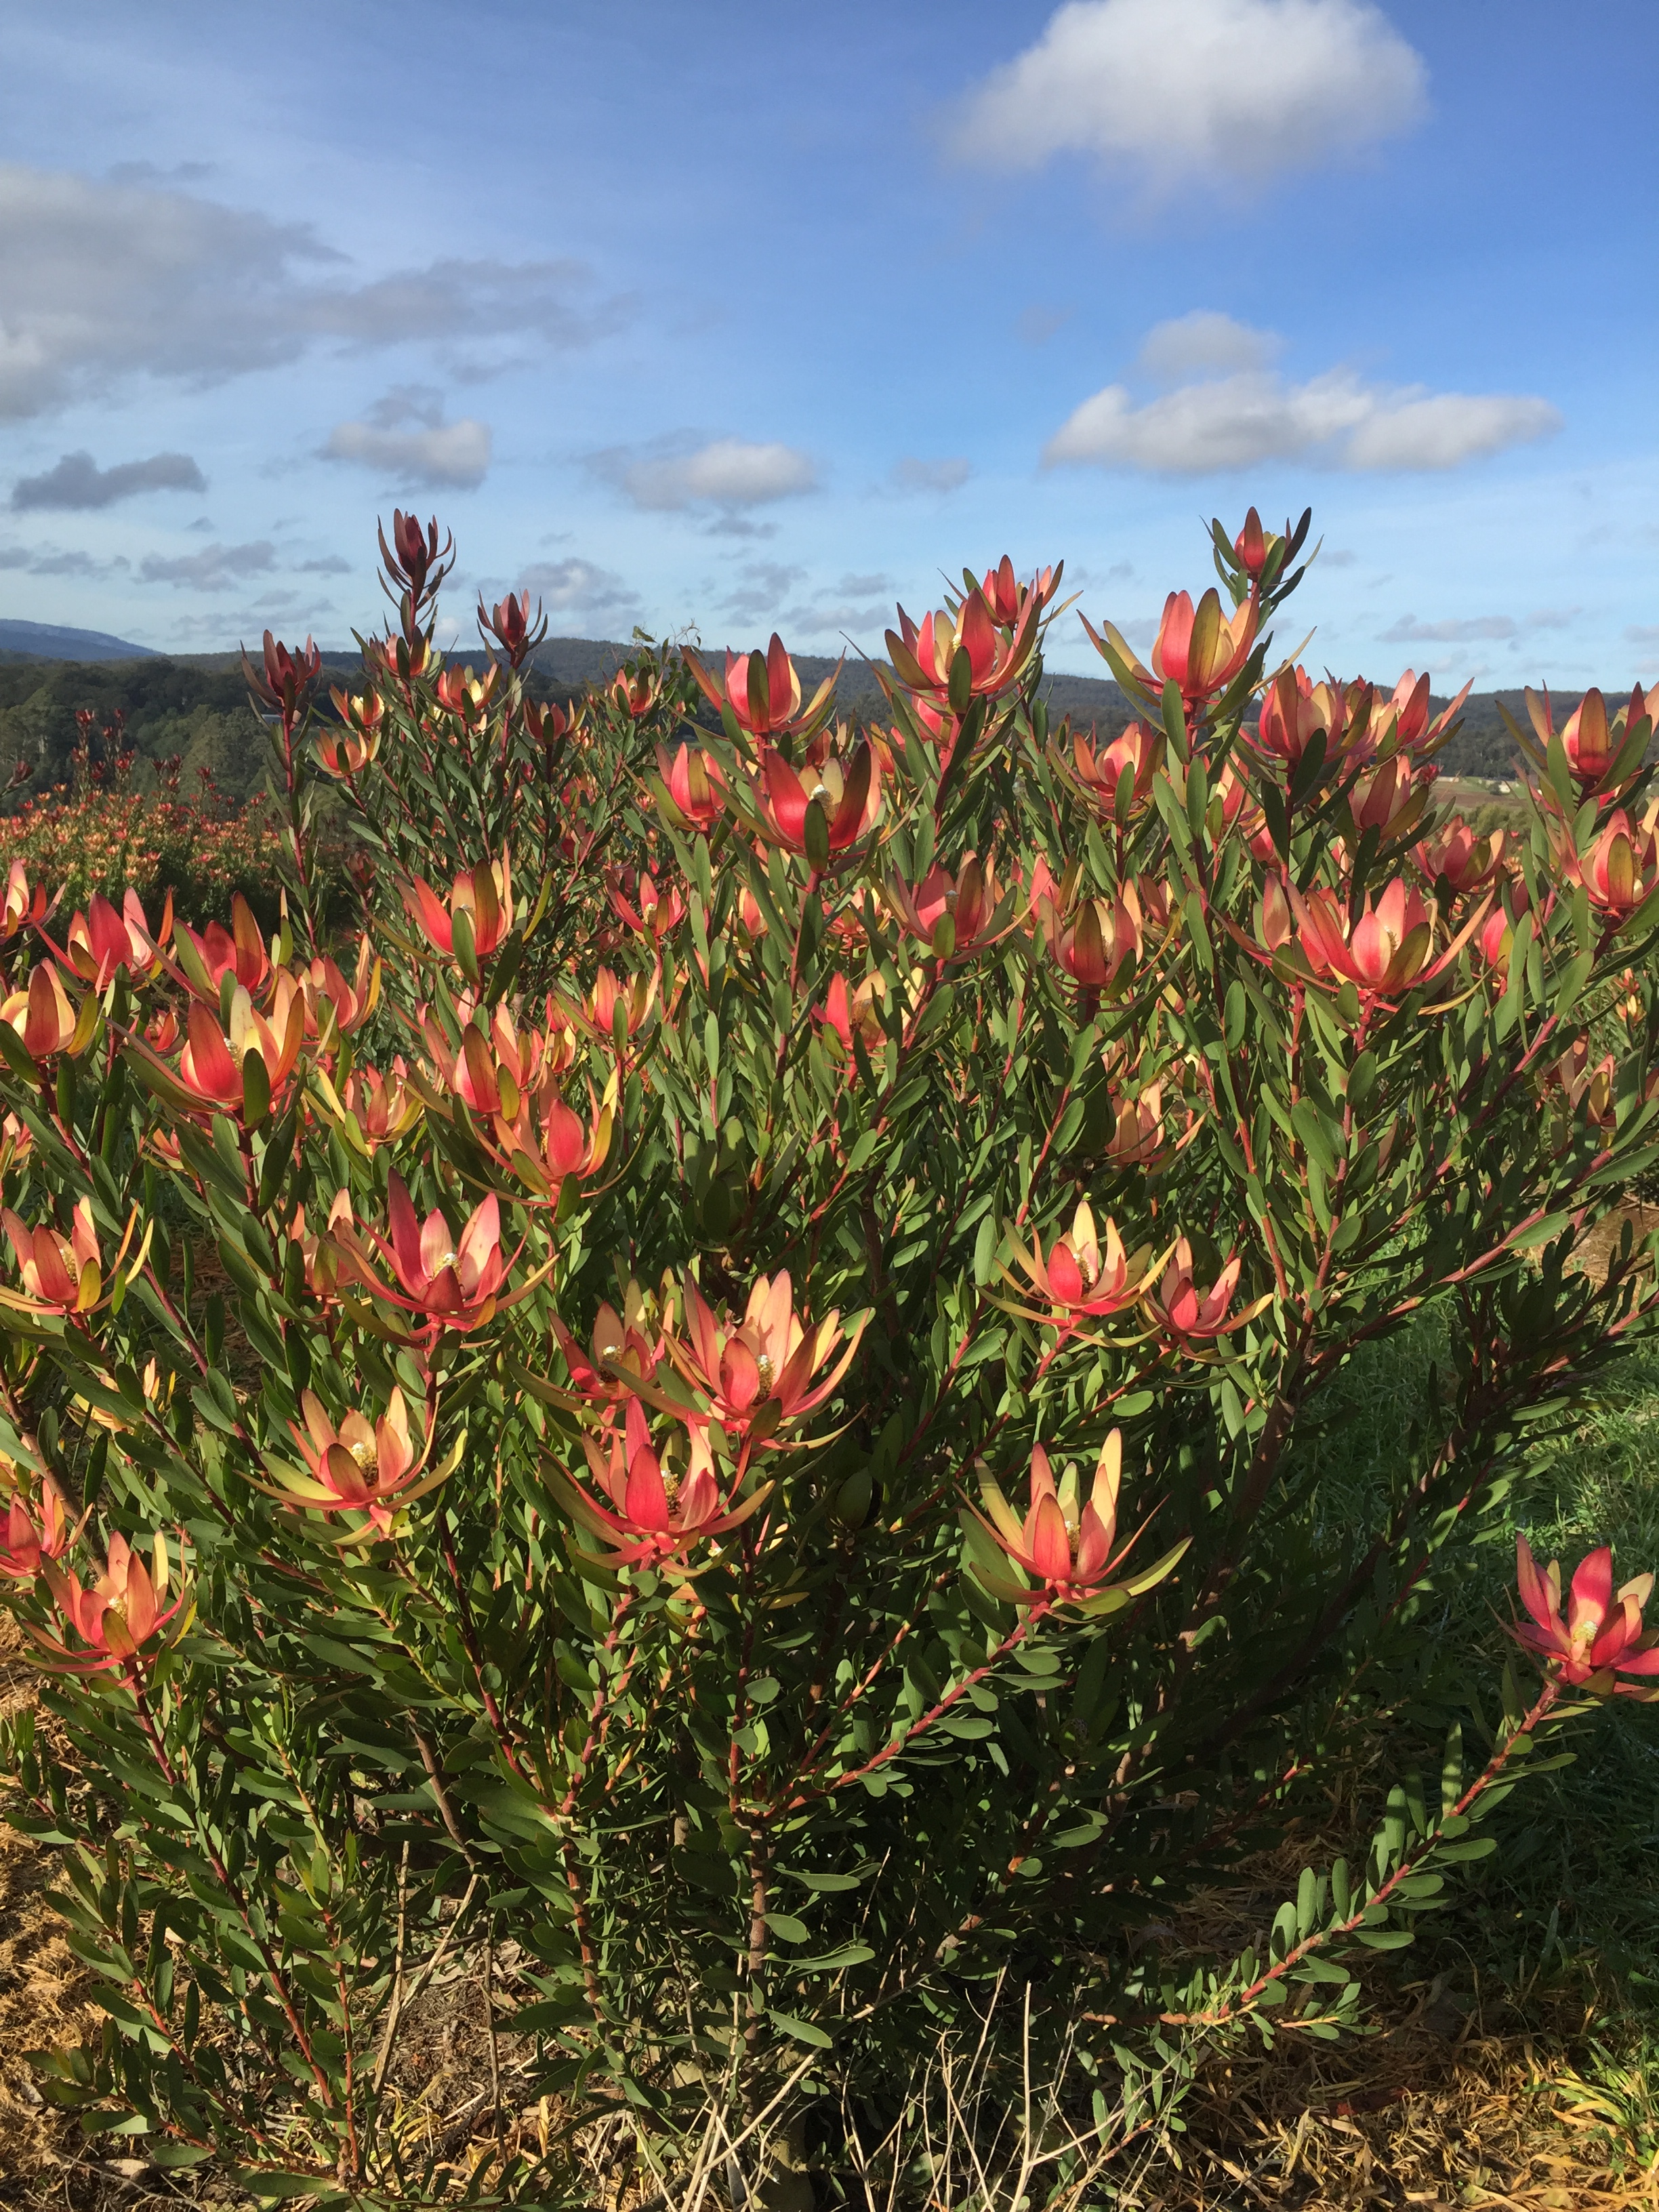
top-left (403, 852), bottom-right (514, 963)
top-left (555, 1397), bottom-right (768, 1568)
top-left (752, 740), bottom-right (880, 863)
top-left (968, 1431), bottom-right (1187, 1614)
top-left (1152, 588), bottom-right (1257, 706)
top-left (1513, 1535), bottom-right (1659, 1695)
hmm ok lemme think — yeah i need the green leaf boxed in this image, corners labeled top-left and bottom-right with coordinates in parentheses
top-left (764, 1912), bottom-right (812, 1944)
top-left (1352, 1928), bottom-right (1414, 1950)
top-left (230, 2171), bottom-right (340, 2202)
top-left (803, 798), bottom-right (831, 872)
top-left (767, 2010), bottom-right (834, 2049)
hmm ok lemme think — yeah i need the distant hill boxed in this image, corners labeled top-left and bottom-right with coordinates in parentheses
top-left (0, 619), bottom-right (159, 662)
top-left (0, 631), bottom-right (1607, 807)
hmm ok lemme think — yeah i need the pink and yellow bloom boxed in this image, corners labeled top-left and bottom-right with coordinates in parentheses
top-left (654, 743), bottom-right (727, 832)
top-left (556, 1397), bottom-right (766, 1566)
top-left (1009, 1202), bottom-right (1147, 1328)
top-left (403, 852), bottom-right (514, 962)
top-left (0, 1478), bottom-right (70, 1579)
top-left (668, 1270), bottom-right (863, 1442)
top-left (264, 1389), bottom-right (443, 1538)
top-left (1145, 1238), bottom-right (1248, 1344)
top-left (752, 739), bottom-right (880, 863)
top-left (36, 1531), bottom-right (190, 1678)
top-left (684, 633), bottom-right (838, 748)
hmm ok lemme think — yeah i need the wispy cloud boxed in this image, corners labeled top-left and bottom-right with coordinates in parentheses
top-left (0, 162), bottom-right (630, 419)
top-left (1044, 314), bottom-right (1561, 474)
top-left (945, 0), bottom-right (1426, 192)
top-left (12, 449), bottom-right (206, 510)
top-left (0, 543), bottom-right (129, 579)
top-left (138, 540), bottom-right (276, 590)
top-left (1380, 613), bottom-right (1517, 643)
top-left (891, 456), bottom-right (971, 495)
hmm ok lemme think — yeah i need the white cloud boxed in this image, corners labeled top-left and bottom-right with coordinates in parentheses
top-left (1018, 305), bottom-right (1071, 347)
top-left (0, 163), bottom-right (628, 419)
top-left (1526, 607), bottom-right (1578, 630)
top-left (1137, 311), bottom-right (1279, 382)
top-left (12, 449), bottom-right (205, 510)
top-left (1625, 623), bottom-right (1659, 649)
top-left (891, 456), bottom-right (972, 495)
top-left (945, 0), bottom-right (1427, 191)
top-left (138, 540), bottom-right (276, 590)
top-left (596, 436), bottom-right (817, 512)
top-left (1044, 319), bottom-right (1561, 474)
top-left (324, 392), bottom-right (492, 489)
top-left (1343, 392), bottom-right (1561, 470)
top-left (1380, 613), bottom-right (1516, 643)
top-left (518, 558), bottom-right (641, 634)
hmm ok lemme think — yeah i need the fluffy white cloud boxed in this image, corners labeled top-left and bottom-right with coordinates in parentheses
top-left (12, 449), bottom-right (205, 510)
top-left (1044, 319), bottom-right (1561, 474)
top-left (324, 392), bottom-right (492, 489)
top-left (946, 0), bottom-right (1426, 190)
top-left (891, 456), bottom-right (971, 495)
top-left (0, 163), bottom-right (627, 419)
top-left (518, 558), bottom-right (641, 633)
top-left (138, 541), bottom-right (276, 591)
top-left (597, 437), bottom-right (817, 512)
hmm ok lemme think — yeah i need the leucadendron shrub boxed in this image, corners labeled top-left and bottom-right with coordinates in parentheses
top-left (0, 506), bottom-right (1657, 2205)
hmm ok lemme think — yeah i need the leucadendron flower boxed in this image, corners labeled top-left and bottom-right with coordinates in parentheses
top-left (1513, 1536), bottom-right (1659, 1696)
top-left (965, 1431), bottom-right (1187, 1614)
top-left (35, 1531), bottom-right (191, 1678)
top-left (255, 1389), bottom-right (457, 1542)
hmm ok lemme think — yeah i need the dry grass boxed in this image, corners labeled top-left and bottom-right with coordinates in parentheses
top-left (0, 1610), bottom-right (104, 2198)
top-left (1128, 1828), bottom-right (1659, 2211)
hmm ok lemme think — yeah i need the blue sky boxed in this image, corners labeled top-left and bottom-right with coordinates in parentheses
top-left (0, 0), bottom-right (1654, 687)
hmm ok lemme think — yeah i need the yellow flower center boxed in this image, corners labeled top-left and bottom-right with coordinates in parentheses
top-left (755, 1353), bottom-right (775, 1393)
